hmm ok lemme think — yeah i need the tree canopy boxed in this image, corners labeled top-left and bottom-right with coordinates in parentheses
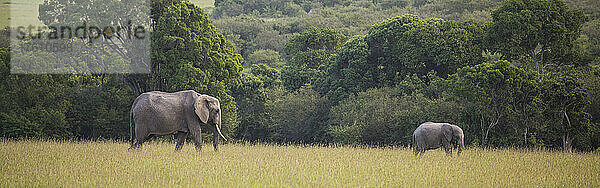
top-left (486, 0), bottom-right (587, 79)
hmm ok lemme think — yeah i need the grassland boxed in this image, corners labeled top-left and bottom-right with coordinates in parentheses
top-left (1, 140), bottom-right (599, 187)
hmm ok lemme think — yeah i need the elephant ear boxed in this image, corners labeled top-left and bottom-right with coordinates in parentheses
top-left (194, 95), bottom-right (210, 124)
top-left (442, 124), bottom-right (453, 143)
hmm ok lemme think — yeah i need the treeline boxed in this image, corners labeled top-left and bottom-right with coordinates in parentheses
top-left (1, 0), bottom-right (599, 152)
top-left (221, 0), bottom-right (600, 151)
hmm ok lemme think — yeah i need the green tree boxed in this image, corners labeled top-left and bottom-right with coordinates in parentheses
top-left (1, 28), bottom-right (74, 139)
top-left (317, 36), bottom-right (371, 103)
top-left (450, 60), bottom-right (539, 147)
top-left (249, 63), bottom-right (282, 89)
top-left (0, 50), bottom-right (72, 138)
top-left (38, 0), bottom-right (151, 93)
top-left (213, 0), bottom-right (307, 18)
top-left (151, 1), bottom-right (243, 137)
top-left (320, 14), bottom-right (485, 103)
top-left (581, 65), bottom-right (600, 150)
top-left (66, 80), bottom-right (134, 140)
top-left (577, 19), bottom-right (600, 64)
top-left (231, 63), bottom-right (281, 142)
top-left (366, 14), bottom-right (485, 82)
top-left (281, 27), bottom-right (346, 91)
top-left (540, 68), bottom-right (594, 152)
top-left (267, 86), bottom-right (330, 143)
top-left (486, 0), bottom-right (586, 80)
top-left (329, 86), bottom-right (462, 146)
top-left (246, 49), bottom-right (285, 69)
top-left (231, 73), bottom-right (273, 142)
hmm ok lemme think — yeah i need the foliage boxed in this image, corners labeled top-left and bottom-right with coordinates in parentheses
top-left (449, 60), bottom-right (539, 147)
top-left (319, 14), bottom-right (485, 103)
top-left (582, 65), bottom-right (600, 150)
top-left (366, 14), bottom-right (485, 80)
top-left (230, 73), bottom-right (273, 142)
top-left (246, 49), bottom-right (285, 69)
top-left (2, 0), bottom-right (600, 152)
top-left (329, 86), bottom-right (460, 146)
top-left (577, 19), bottom-right (600, 63)
top-left (249, 63), bottom-right (282, 89)
top-left (267, 86), bottom-right (330, 143)
top-left (317, 36), bottom-right (370, 103)
top-left (213, 0), bottom-right (308, 18)
top-left (539, 68), bottom-right (594, 151)
top-left (416, 0), bottom-right (503, 21)
top-left (486, 0), bottom-right (587, 79)
top-left (281, 27), bottom-right (346, 90)
top-left (150, 0), bottom-right (243, 137)
top-left (66, 81), bottom-right (134, 140)
top-left (213, 15), bottom-right (290, 57)
top-left (0, 45), bottom-right (73, 138)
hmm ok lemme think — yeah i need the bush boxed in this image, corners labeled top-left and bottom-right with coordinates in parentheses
top-left (246, 49), bottom-right (285, 69)
top-left (329, 87), bottom-right (461, 146)
top-left (268, 86), bottom-right (331, 144)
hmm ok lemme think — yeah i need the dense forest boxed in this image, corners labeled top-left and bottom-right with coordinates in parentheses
top-left (1, 0), bottom-right (599, 152)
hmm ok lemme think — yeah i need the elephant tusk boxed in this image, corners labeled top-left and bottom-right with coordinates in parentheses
top-left (216, 124), bottom-right (227, 142)
top-left (219, 131), bottom-right (228, 142)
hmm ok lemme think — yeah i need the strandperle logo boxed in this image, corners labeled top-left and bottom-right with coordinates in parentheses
top-left (9, 0), bottom-right (151, 74)
top-left (15, 20), bottom-right (147, 42)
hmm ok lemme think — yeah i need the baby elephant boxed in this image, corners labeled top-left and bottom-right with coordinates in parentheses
top-left (412, 122), bottom-right (464, 156)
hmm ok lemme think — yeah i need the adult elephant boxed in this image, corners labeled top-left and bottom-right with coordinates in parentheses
top-left (129, 90), bottom-right (227, 151)
top-left (412, 122), bottom-right (464, 156)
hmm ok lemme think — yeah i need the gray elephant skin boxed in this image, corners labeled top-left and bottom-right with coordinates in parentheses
top-left (129, 90), bottom-right (227, 151)
top-left (412, 122), bottom-right (464, 156)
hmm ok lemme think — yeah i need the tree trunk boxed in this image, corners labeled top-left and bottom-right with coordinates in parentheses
top-left (563, 111), bottom-right (573, 153)
top-left (480, 113), bottom-right (485, 147)
top-left (482, 112), bottom-right (500, 148)
top-left (121, 74), bottom-right (143, 96)
top-left (524, 127), bottom-right (528, 147)
top-left (563, 133), bottom-right (573, 153)
top-left (531, 44), bottom-right (545, 81)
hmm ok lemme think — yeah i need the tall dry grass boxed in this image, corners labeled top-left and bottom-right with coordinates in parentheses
top-left (1, 140), bottom-right (598, 187)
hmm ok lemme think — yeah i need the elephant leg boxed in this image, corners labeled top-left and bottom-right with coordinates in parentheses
top-left (144, 134), bottom-right (154, 143)
top-left (132, 137), bottom-right (145, 149)
top-left (129, 141), bottom-right (139, 150)
top-left (414, 147), bottom-right (421, 157)
top-left (129, 135), bottom-right (140, 150)
top-left (212, 126), bottom-right (219, 151)
top-left (416, 149), bottom-right (424, 157)
top-left (188, 124), bottom-right (203, 151)
top-left (175, 132), bottom-right (188, 151)
top-left (131, 132), bottom-right (150, 149)
top-left (443, 145), bottom-right (452, 156)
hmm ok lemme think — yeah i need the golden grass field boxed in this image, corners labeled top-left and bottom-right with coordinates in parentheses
top-left (1, 140), bottom-right (599, 187)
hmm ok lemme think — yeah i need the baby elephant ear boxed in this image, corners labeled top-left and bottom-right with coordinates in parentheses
top-left (195, 95), bottom-right (209, 124)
